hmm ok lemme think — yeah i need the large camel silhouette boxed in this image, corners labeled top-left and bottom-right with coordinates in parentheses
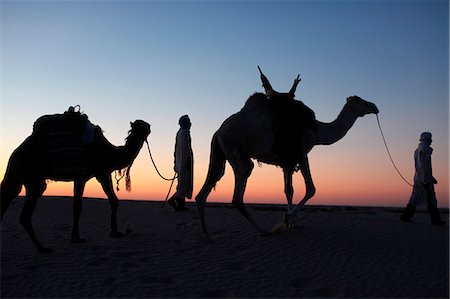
top-left (195, 68), bottom-right (379, 238)
top-left (1, 114), bottom-right (151, 253)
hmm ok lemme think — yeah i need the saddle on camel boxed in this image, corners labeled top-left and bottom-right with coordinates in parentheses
top-left (32, 105), bottom-right (99, 179)
top-left (258, 66), bottom-right (316, 171)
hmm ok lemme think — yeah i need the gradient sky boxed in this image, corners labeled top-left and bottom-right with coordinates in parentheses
top-left (1, 0), bottom-right (448, 207)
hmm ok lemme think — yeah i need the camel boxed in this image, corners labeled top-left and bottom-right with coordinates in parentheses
top-left (195, 68), bottom-right (379, 238)
top-left (1, 112), bottom-right (151, 253)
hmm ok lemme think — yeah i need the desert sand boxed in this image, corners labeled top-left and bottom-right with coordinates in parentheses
top-left (1, 196), bottom-right (448, 298)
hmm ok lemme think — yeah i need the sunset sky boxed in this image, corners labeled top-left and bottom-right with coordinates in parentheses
top-left (1, 0), bottom-right (448, 208)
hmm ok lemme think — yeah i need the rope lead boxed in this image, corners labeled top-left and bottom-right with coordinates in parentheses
top-left (145, 140), bottom-right (177, 181)
top-left (144, 140), bottom-right (178, 207)
top-left (376, 114), bottom-right (414, 187)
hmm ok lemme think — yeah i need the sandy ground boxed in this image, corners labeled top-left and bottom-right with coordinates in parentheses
top-left (1, 196), bottom-right (448, 298)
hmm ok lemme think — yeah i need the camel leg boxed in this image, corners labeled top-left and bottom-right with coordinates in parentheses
top-left (97, 174), bottom-right (123, 238)
top-left (20, 181), bottom-right (51, 253)
top-left (195, 134), bottom-right (226, 240)
top-left (1, 178), bottom-right (22, 220)
top-left (230, 158), bottom-right (268, 236)
top-left (289, 154), bottom-right (316, 218)
top-left (71, 180), bottom-right (86, 243)
top-left (273, 156), bottom-right (315, 233)
top-left (283, 168), bottom-right (294, 213)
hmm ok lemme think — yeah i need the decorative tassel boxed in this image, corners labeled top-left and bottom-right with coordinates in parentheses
top-left (125, 167), bottom-right (131, 192)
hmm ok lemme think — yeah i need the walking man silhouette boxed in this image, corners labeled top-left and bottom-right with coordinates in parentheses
top-left (167, 115), bottom-right (193, 211)
top-left (401, 132), bottom-right (445, 225)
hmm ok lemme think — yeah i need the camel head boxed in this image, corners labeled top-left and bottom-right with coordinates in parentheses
top-left (258, 66), bottom-right (301, 100)
top-left (346, 96), bottom-right (379, 117)
top-left (129, 120), bottom-right (151, 141)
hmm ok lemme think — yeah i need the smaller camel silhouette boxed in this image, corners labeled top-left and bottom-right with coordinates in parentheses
top-left (1, 112), bottom-right (151, 253)
top-left (195, 68), bottom-right (379, 239)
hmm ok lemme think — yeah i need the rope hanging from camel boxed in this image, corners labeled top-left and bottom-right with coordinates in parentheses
top-left (376, 114), bottom-right (414, 187)
top-left (145, 140), bottom-right (178, 181)
top-left (144, 140), bottom-right (178, 208)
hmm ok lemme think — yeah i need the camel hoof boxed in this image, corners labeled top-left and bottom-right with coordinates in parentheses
top-left (38, 247), bottom-right (53, 254)
top-left (111, 231), bottom-right (124, 238)
top-left (271, 222), bottom-right (288, 234)
top-left (271, 214), bottom-right (296, 234)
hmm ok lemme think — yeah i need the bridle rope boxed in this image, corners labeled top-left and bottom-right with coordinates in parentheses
top-left (144, 139), bottom-right (178, 207)
top-left (376, 114), bottom-right (414, 187)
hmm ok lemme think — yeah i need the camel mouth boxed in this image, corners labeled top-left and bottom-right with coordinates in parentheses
top-left (372, 105), bottom-right (380, 114)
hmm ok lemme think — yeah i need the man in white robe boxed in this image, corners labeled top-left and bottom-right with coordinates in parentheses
top-left (401, 132), bottom-right (445, 225)
top-left (167, 115), bottom-right (193, 211)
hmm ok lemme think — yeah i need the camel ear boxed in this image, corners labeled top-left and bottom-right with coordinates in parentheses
top-left (130, 121), bottom-right (134, 128)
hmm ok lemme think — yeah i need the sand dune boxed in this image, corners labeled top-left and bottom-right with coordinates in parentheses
top-left (1, 197), bottom-right (448, 298)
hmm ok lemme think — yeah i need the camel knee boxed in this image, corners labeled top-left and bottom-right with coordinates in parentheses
top-left (307, 186), bottom-right (316, 198)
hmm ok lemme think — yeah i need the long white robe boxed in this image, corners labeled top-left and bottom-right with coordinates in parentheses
top-left (409, 142), bottom-right (437, 206)
top-left (174, 128), bottom-right (193, 199)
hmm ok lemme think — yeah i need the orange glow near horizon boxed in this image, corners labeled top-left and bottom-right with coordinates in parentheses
top-left (15, 148), bottom-right (449, 209)
top-left (5, 121), bottom-right (449, 209)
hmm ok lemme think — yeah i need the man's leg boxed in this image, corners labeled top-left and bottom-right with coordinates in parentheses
top-left (401, 187), bottom-right (419, 222)
top-left (401, 204), bottom-right (416, 222)
top-left (425, 184), bottom-right (445, 225)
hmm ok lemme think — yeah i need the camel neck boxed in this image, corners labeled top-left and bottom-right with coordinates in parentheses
top-left (116, 134), bottom-right (145, 169)
top-left (315, 102), bottom-right (359, 145)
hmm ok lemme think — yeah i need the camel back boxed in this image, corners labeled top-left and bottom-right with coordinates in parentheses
top-left (33, 107), bottom-right (97, 178)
